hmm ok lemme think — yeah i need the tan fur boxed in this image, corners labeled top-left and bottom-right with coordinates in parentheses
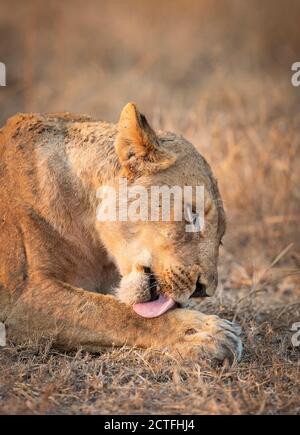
top-left (0, 104), bottom-right (242, 361)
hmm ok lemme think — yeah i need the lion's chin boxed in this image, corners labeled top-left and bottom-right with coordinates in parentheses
top-left (132, 293), bottom-right (177, 318)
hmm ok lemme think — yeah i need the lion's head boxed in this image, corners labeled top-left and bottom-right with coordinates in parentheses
top-left (97, 103), bottom-right (226, 318)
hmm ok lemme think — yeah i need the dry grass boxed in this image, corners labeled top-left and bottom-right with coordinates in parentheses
top-left (0, 0), bottom-right (300, 414)
top-left (0, 255), bottom-right (299, 415)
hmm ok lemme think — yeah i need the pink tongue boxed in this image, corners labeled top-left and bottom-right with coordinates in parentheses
top-left (133, 294), bottom-right (176, 318)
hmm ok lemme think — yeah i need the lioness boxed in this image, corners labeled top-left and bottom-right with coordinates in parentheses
top-left (0, 103), bottom-right (242, 361)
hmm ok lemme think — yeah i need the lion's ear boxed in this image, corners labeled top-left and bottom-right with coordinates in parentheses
top-left (115, 103), bottom-right (176, 178)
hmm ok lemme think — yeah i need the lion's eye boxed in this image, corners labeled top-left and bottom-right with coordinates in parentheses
top-left (185, 205), bottom-right (199, 230)
top-left (185, 204), bottom-right (198, 224)
top-left (184, 204), bottom-right (203, 233)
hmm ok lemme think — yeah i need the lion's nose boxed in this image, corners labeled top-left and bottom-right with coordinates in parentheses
top-left (191, 277), bottom-right (208, 298)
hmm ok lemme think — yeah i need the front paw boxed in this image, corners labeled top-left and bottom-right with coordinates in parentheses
top-left (167, 310), bottom-right (243, 362)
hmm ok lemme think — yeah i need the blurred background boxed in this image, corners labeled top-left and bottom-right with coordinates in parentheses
top-left (0, 0), bottom-right (300, 269)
